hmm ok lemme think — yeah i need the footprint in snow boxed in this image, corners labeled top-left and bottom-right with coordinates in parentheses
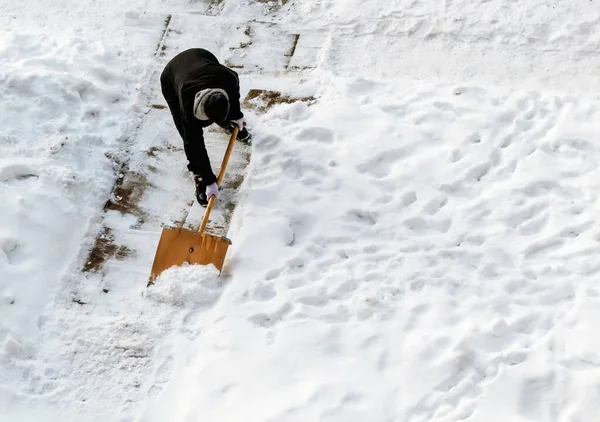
top-left (251, 283), bottom-right (277, 302)
top-left (403, 303), bottom-right (429, 331)
top-left (433, 101), bottom-right (456, 113)
top-left (403, 217), bottom-right (429, 233)
top-left (355, 147), bottom-right (411, 179)
top-left (347, 77), bottom-right (386, 96)
top-left (381, 104), bottom-right (407, 116)
top-left (559, 221), bottom-right (593, 238)
top-left (401, 191), bottom-right (417, 206)
top-left (504, 200), bottom-right (547, 231)
top-left (465, 162), bottom-right (491, 182)
top-left (516, 212), bottom-right (549, 236)
top-left (297, 294), bottom-right (329, 307)
top-left (0, 238), bottom-right (20, 265)
top-left (294, 126), bottom-right (334, 144)
top-left (520, 180), bottom-right (562, 197)
top-left (322, 306), bottom-right (352, 324)
top-left (179, 309), bottom-right (203, 340)
top-left (522, 237), bottom-right (565, 260)
top-left (519, 374), bottom-right (555, 421)
top-left (247, 303), bottom-right (292, 328)
top-left (465, 131), bottom-right (481, 145)
top-left (499, 134), bottom-right (512, 148)
top-left (281, 157), bottom-right (303, 180)
top-left (154, 355), bottom-right (173, 382)
top-left (344, 208), bottom-right (378, 225)
top-left (147, 350), bottom-right (174, 398)
top-left (256, 134), bottom-right (281, 152)
top-left (0, 163), bottom-right (39, 182)
top-left (449, 148), bottom-right (463, 162)
top-left (422, 195), bottom-right (448, 215)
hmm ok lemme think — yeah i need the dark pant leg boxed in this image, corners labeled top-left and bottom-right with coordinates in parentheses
top-left (160, 72), bottom-right (200, 174)
top-left (160, 72), bottom-right (187, 141)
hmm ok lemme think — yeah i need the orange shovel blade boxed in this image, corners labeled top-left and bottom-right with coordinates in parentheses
top-left (148, 226), bottom-right (231, 284)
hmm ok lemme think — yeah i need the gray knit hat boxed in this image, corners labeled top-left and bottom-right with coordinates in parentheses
top-left (193, 88), bottom-right (230, 123)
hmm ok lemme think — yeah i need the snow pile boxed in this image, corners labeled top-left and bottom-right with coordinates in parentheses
top-left (0, 28), bottom-right (134, 338)
top-left (0, 28), bottom-right (138, 419)
top-left (142, 73), bottom-right (600, 421)
top-left (146, 264), bottom-right (222, 308)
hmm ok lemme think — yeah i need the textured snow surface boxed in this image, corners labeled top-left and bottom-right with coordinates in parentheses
top-left (3, 0), bottom-right (600, 421)
top-left (143, 76), bottom-right (600, 422)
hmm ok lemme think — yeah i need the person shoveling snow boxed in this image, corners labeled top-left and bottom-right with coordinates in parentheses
top-left (160, 47), bottom-right (251, 208)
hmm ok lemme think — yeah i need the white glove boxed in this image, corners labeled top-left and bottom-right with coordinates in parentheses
top-left (231, 117), bottom-right (247, 129)
top-left (205, 182), bottom-right (219, 200)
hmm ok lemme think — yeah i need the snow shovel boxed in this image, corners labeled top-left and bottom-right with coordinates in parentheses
top-left (148, 126), bottom-right (239, 285)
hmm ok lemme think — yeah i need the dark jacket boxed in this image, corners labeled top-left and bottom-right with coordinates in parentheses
top-left (160, 48), bottom-right (243, 185)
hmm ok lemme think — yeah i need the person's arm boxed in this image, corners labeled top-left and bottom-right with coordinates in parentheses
top-left (224, 67), bottom-right (244, 120)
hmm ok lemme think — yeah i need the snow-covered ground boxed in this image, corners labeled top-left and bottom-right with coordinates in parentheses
top-left (3, 0), bottom-right (600, 421)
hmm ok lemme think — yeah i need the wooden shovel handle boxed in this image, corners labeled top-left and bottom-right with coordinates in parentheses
top-left (198, 125), bottom-right (240, 234)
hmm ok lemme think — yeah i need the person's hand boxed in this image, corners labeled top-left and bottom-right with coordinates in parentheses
top-left (205, 182), bottom-right (219, 200)
top-left (231, 117), bottom-right (247, 129)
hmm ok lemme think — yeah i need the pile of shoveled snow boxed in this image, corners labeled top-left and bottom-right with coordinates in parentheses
top-left (140, 73), bottom-right (600, 422)
top-left (146, 264), bottom-right (223, 308)
top-left (0, 28), bottom-right (139, 419)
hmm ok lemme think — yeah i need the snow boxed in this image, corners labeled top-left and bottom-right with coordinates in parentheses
top-left (144, 76), bottom-right (600, 422)
top-left (146, 264), bottom-right (222, 307)
top-left (3, 0), bottom-right (600, 421)
top-left (0, 27), bottom-right (133, 327)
